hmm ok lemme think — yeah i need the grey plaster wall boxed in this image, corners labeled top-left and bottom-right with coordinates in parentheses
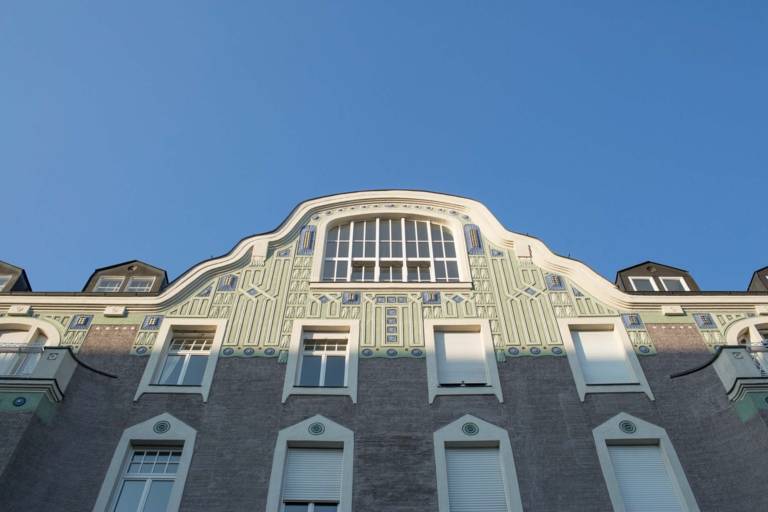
top-left (1, 323), bottom-right (767, 511)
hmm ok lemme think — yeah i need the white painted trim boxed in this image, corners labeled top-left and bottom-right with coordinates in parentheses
top-left (0, 317), bottom-right (61, 347)
top-left (423, 318), bottom-right (503, 403)
top-left (593, 412), bottom-right (700, 512)
top-left (125, 276), bottom-right (157, 292)
top-left (433, 415), bottom-right (523, 512)
top-left (557, 317), bottom-right (654, 402)
top-left (1, 191), bottom-right (767, 311)
top-left (282, 319), bottom-right (359, 403)
top-left (659, 276), bottom-right (690, 292)
top-left (93, 276), bottom-right (125, 293)
top-left (134, 317), bottom-right (227, 402)
top-left (725, 317), bottom-right (768, 345)
top-left (91, 413), bottom-right (197, 512)
top-left (628, 276), bottom-right (659, 292)
top-left (265, 415), bottom-right (354, 512)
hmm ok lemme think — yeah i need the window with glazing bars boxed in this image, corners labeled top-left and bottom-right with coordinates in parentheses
top-left (0, 329), bottom-right (45, 376)
top-left (94, 276), bottom-right (125, 292)
top-left (125, 277), bottom-right (156, 293)
top-left (297, 336), bottom-right (348, 387)
top-left (110, 447), bottom-right (181, 512)
top-left (322, 218), bottom-right (459, 283)
top-left (156, 331), bottom-right (213, 386)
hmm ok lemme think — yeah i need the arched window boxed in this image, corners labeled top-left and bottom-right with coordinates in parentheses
top-left (322, 218), bottom-right (460, 283)
top-left (0, 323), bottom-right (48, 376)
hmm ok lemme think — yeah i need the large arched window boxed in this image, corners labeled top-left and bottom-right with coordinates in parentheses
top-left (322, 218), bottom-right (460, 283)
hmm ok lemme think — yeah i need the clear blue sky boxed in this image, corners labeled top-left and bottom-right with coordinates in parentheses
top-left (1, 2), bottom-right (766, 292)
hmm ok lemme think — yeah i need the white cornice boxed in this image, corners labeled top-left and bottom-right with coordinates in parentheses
top-left (1, 190), bottom-right (766, 312)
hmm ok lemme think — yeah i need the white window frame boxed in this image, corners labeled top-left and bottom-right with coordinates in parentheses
top-left (125, 276), bottom-right (157, 293)
top-left (659, 276), bottom-right (690, 292)
top-left (593, 412), bottom-right (700, 512)
top-left (424, 319), bottom-right (503, 403)
top-left (627, 276), bottom-right (658, 292)
top-left (92, 413), bottom-right (196, 512)
top-left (282, 319), bottom-right (359, 403)
top-left (0, 317), bottom-right (60, 376)
top-left (94, 276), bottom-right (126, 293)
top-left (433, 415), bottom-right (523, 512)
top-left (265, 415), bottom-right (354, 512)
top-left (557, 317), bottom-right (654, 402)
top-left (134, 318), bottom-right (227, 402)
top-left (0, 275), bottom-right (11, 291)
top-left (296, 334), bottom-right (349, 388)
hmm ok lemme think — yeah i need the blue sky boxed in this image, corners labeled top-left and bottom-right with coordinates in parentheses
top-left (1, 2), bottom-right (766, 291)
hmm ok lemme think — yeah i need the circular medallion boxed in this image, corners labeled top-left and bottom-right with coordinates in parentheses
top-left (222, 347), bottom-right (235, 356)
top-left (264, 348), bottom-right (276, 356)
top-left (243, 348), bottom-right (255, 356)
top-left (153, 420), bottom-right (171, 434)
top-left (508, 347), bottom-right (520, 356)
top-left (13, 397), bottom-right (26, 407)
top-left (386, 348), bottom-right (398, 357)
top-left (619, 420), bottom-right (637, 434)
top-left (552, 347), bottom-right (563, 355)
top-left (308, 422), bottom-right (325, 435)
top-left (461, 422), bottom-right (480, 436)
top-left (136, 346), bottom-right (148, 355)
top-left (362, 348), bottom-right (374, 357)
top-left (411, 348), bottom-right (424, 357)
top-left (530, 347), bottom-right (541, 355)
top-left (639, 346), bottom-right (650, 354)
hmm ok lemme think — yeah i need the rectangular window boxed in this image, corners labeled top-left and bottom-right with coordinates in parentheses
top-left (659, 277), bottom-right (689, 292)
top-left (125, 277), bottom-right (156, 293)
top-left (446, 447), bottom-right (509, 512)
top-left (628, 277), bottom-right (657, 292)
top-left (0, 329), bottom-right (44, 376)
top-left (571, 329), bottom-right (637, 385)
top-left (435, 330), bottom-right (487, 386)
top-left (156, 331), bottom-right (213, 386)
top-left (0, 275), bottom-right (11, 291)
top-left (607, 444), bottom-right (685, 512)
top-left (297, 335), bottom-right (348, 388)
top-left (282, 448), bottom-right (342, 510)
top-left (112, 447), bottom-right (181, 512)
top-left (94, 276), bottom-right (125, 292)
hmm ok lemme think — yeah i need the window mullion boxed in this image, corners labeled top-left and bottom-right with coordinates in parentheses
top-left (426, 221), bottom-right (436, 282)
top-left (135, 479), bottom-right (153, 512)
top-left (319, 353), bottom-right (327, 386)
top-left (177, 353), bottom-right (192, 385)
top-left (374, 218), bottom-right (380, 282)
top-left (400, 218), bottom-right (407, 282)
top-left (346, 221), bottom-right (354, 282)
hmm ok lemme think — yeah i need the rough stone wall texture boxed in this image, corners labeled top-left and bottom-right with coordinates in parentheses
top-left (1, 324), bottom-right (768, 511)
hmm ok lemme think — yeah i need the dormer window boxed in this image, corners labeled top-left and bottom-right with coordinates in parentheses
top-left (659, 276), bottom-right (689, 292)
top-left (322, 218), bottom-right (460, 283)
top-left (0, 275), bottom-right (11, 291)
top-left (93, 276), bottom-right (125, 293)
top-left (125, 277), bottom-right (156, 293)
top-left (627, 277), bottom-right (657, 292)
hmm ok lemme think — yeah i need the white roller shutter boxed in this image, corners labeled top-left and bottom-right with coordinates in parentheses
top-left (282, 448), bottom-right (343, 502)
top-left (608, 445), bottom-right (684, 512)
top-left (446, 447), bottom-right (509, 512)
top-left (572, 330), bottom-right (636, 384)
top-left (435, 331), bottom-right (486, 385)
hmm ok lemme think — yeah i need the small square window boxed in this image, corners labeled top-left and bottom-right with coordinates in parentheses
top-left (94, 276), bottom-right (124, 293)
top-left (125, 277), bottom-right (156, 293)
top-left (628, 276), bottom-right (657, 292)
top-left (659, 277), bottom-right (689, 292)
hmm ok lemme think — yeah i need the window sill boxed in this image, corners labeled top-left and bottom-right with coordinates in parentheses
top-left (430, 385), bottom-right (503, 403)
top-left (283, 385), bottom-right (356, 403)
top-left (309, 281), bottom-right (473, 290)
top-left (581, 383), bottom-right (652, 400)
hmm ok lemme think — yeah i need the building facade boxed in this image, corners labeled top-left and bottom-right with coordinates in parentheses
top-left (1, 190), bottom-right (768, 512)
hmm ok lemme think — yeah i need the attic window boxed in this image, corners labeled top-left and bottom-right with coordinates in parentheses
top-left (0, 275), bottom-right (11, 292)
top-left (659, 277), bottom-right (689, 292)
top-left (125, 277), bottom-right (156, 293)
top-left (94, 276), bottom-right (125, 293)
top-left (627, 277), bottom-right (657, 292)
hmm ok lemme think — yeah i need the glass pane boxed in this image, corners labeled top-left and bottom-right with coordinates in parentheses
top-left (337, 241), bottom-right (349, 256)
top-left (322, 262), bottom-right (335, 281)
top-left (444, 240), bottom-right (456, 257)
top-left (446, 261), bottom-right (459, 280)
top-left (633, 278), bottom-right (655, 292)
top-left (365, 221), bottom-right (375, 239)
top-left (379, 220), bottom-right (389, 239)
top-left (338, 224), bottom-right (349, 240)
top-left (365, 241), bottom-right (375, 257)
top-left (315, 505), bottom-right (338, 512)
top-left (432, 240), bottom-right (444, 257)
top-left (17, 352), bottom-right (41, 375)
top-left (113, 480), bottom-right (145, 512)
top-left (405, 221), bottom-right (415, 240)
top-left (435, 262), bottom-right (446, 280)
top-left (335, 261), bottom-right (348, 279)
top-left (143, 480), bottom-right (173, 512)
top-left (181, 355), bottom-right (208, 386)
top-left (416, 221), bottom-right (427, 240)
top-left (407, 266), bottom-right (419, 282)
top-left (430, 224), bottom-right (442, 241)
top-left (352, 222), bottom-right (364, 240)
top-left (391, 265), bottom-right (402, 281)
top-left (379, 243), bottom-right (390, 258)
top-left (443, 228), bottom-right (453, 242)
top-left (406, 241), bottom-right (417, 258)
top-left (391, 243), bottom-right (402, 258)
top-left (391, 221), bottom-right (402, 240)
top-left (351, 266), bottom-right (364, 282)
top-left (324, 240), bottom-right (337, 257)
top-left (324, 356), bottom-right (346, 387)
top-left (663, 279), bottom-right (686, 292)
top-left (352, 241), bottom-right (363, 258)
top-left (284, 505), bottom-right (310, 512)
top-left (166, 463), bottom-right (178, 474)
top-left (158, 355), bottom-right (183, 385)
top-left (418, 242), bottom-right (430, 257)
top-left (327, 227), bottom-right (338, 242)
top-left (299, 355), bottom-right (322, 386)
top-left (128, 463), bottom-right (142, 474)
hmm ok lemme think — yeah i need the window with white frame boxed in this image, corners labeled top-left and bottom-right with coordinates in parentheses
top-left (322, 218), bottom-right (460, 283)
top-left (0, 327), bottom-right (46, 376)
top-left (628, 276), bottom-right (657, 292)
top-left (282, 320), bottom-right (360, 403)
top-left (266, 415), bottom-right (353, 512)
top-left (557, 318), bottom-right (653, 401)
top-left (297, 334), bottom-right (348, 388)
top-left (593, 413), bottom-right (699, 512)
top-left (110, 446), bottom-right (182, 512)
top-left (0, 275), bottom-right (11, 291)
top-left (434, 415), bottom-right (523, 512)
top-left (156, 330), bottom-right (213, 386)
top-left (659, 276), bottom-right (689, 292)
top-left (125, 277), bottom-right (156, 293)
top-left (134, 319), bottom-right (227, 402)
top-left (424, 320), bottom-right (503, 403)
top-left (92, 413), bottom-right (196, 512)
top-left (94, 276), bottom-right (125, 292)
